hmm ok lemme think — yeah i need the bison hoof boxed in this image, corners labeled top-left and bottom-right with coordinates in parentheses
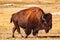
top-left (21, 36), bottom-right (24, 38)
top-left (12, 36), bottom-right (15, 38)
top-left (25, 36), bottom-right (28, 38)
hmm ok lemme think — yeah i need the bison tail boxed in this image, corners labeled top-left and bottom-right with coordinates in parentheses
top-left (10, 17), bottom-right (12, 23)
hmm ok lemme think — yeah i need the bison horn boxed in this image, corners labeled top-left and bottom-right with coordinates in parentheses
top-left (42, 15), bottom-right (47, 24)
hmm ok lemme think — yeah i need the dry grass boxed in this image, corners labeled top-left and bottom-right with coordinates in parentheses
top-left (0, 0), bottom-right (60, 4)
top-left (0, 4), bottom-right (60, 40)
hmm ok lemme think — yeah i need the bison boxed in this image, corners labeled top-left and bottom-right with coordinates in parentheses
top-left (10, 7), bottom-right (51, 38)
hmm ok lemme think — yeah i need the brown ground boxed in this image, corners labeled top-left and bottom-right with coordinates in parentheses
top-left (0, 4), bottom-right (60, 40)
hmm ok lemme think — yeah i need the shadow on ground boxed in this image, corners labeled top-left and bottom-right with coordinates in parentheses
top-left (7, 36), bottom-right (60, 39)
top-left (37, 36), bottom-right (60, 38)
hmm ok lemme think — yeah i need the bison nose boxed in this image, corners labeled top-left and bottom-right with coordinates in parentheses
top-left (45, 29), bottom-right (49, 33)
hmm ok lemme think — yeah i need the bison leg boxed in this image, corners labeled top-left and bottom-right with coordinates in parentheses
top-left (12, 26), bottom-right (17, 38)
top-left (12, 22), bottom-right (23, 38)
top-left (25, 27), bottom-right (32, 38)
top-left (33, 28), bottom-right (38, 38)
top-left (16, 26), bottom-right (24, 37)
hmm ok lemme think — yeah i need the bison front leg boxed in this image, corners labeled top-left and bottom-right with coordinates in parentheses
top-left (33, 28), bottom-right (38, 38)
top-left (25, 27), bottom-right (31, 38)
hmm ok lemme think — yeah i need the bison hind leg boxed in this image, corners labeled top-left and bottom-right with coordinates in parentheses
top-left (12, 26), bottom-right (17, 38)
top-left (16, 26), bottom-right (24, 38)
top-left (12, 22), bottom-right (24, 38)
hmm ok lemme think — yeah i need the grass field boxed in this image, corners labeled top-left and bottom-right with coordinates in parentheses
top-left (0, 4), bottom-right (60, 40)
top-left (0, 0), bottom-right (60, 4)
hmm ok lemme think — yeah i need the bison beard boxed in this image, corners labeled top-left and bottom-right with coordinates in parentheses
top-left (10, 7), bottom-right (52, 38)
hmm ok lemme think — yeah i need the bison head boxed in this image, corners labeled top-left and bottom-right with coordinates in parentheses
top-left (43, 13), bottom-right (52, 33)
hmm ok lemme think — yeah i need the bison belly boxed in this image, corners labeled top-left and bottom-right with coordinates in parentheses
top-left (18, 16), bottom-right (28, 29)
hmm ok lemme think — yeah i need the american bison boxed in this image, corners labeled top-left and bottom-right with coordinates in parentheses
top-left (10, 7), bottom-right (51, 38)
